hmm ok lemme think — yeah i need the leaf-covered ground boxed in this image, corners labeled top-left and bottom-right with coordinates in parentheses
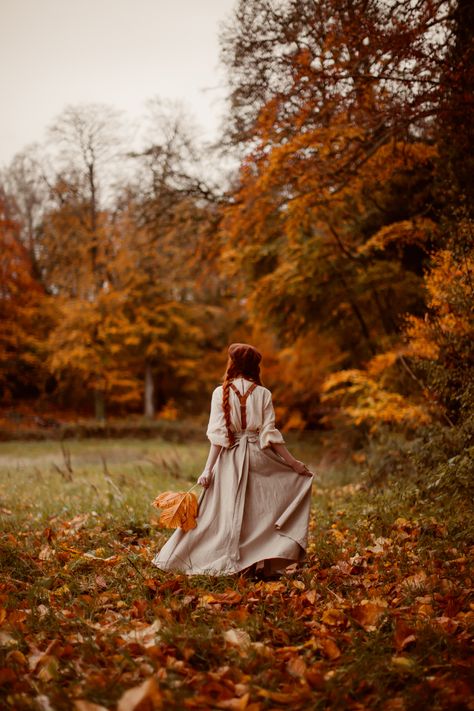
top-left (0, 439), bottom-right (473, 710)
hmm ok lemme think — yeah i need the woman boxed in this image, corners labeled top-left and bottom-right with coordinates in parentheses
top-left (152, 343), bottom-right (314, 577)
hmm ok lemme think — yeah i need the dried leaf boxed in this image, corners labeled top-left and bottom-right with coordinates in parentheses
top-left (286, 655), bottom-right (307, 677)
top-left (202, 590), bottom-right (242, 605)
top-left (37, 656), bottom-right (59, 682)
top-left (350, 599), bottom-right (387, 631)
top-left (34, 696), bottom-right (55, 711)
top-left (117, 677), bottom-right (162, 711)
top-left (74, 701), bottom-right (110, 711)
top-left (394, 619), bottom-right (416, 651)
top-left (152, 490), bottom-right (198, 531)
top-left (39, 545), bottom-right (55, 561)
top-left (257, 687), bottom-right (311, 703)
top-left (319, 637), bottom-right (341, 660)
top-left (120, 620), bottom-right (162, 648)
top-left (391, 655), bottom-right (415, 669)
top-left (402, 571), bottom-right (427, 590)
top-left (215, 694), bottom-right (250, 710)
top-left (0, 630), bottom-right (17, 648)
top-left (223, 629), bottom-right (251, 648)
top-left (321, 608), bottom-right (346, 626)
top-left (0, 667), bottom-right (17, 685)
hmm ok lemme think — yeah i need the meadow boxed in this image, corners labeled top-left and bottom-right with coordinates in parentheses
top-left (0, 435), bottom-right (472, 710)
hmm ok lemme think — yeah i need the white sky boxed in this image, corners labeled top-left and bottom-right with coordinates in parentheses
top-left (0, 0), bottom-right (237, 168)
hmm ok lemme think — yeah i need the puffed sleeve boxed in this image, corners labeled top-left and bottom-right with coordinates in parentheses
top-left (259, 389), bottom-right (285, 449)
top-left (206, 386), bottom-right (229, 448)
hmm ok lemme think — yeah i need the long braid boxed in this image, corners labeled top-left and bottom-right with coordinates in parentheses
top-left (221, 356), bottom-right (262, 446)
top-left (222, 376), bottom-right (235, 447)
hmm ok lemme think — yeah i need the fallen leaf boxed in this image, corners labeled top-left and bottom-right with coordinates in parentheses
top-left (202, 590), bottom-right (242, 605)
top-left (286, 655), bottom-right (307, 677)
top-left (0, 631), bottom-right (17, 648)
top-left (95, 575), bottom-right (108, 590)
top-left (292, 580), bottom-right (305, 590)
top-left (66, 513), bottom-right (89, 533)
top-left (319, 637), bottom-right (341, 660)
top-left (391, 656), bottom-right (415, 670)
top-left (350, 599), bottom-right (387, 631)
top-left (39, 545), bottom-right (55, 561)
top-left (74, 701), bottom-right (110, 711)
top-left (28, 640), bottom-right (60, 672)
top-left (215, 694), bottom-right (250, 710)
top-left (83, 552), bottom-right (119, 563)
top-left (152, 491), bottom-right (198, 531)
top-left (120, 620), bottom-right (162, 648)
top-left (35, 696), bottom-right (55, 711)
top-left (321, 608), bottom-right (346, 626)
top-left (5, 650), bottom-right (27, 666)
top-left (401, 571), bottom-right (427, 590)
top-left (394, 619), bottom-right (416, 651)
top-left (223, 629), bottom-right (251, 648)
top-left (257, 687), bottom-right (311, 703)
top-left (37, 656), bottom-right (58, 682)
top-left (0, 667), bottom-right (17, 685)
top-left (117, 677), bottom-right (162, 711)
top-left (305, 663), bottom-right (326, 689)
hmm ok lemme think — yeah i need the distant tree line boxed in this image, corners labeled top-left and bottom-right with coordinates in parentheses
top-left (1, 0), bottom-right (472, 442)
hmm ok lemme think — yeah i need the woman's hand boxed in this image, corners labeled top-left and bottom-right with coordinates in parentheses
top-left (197, 470), bottom-right (212, 488)
top-left (292, 460), bottom-right (313, 477)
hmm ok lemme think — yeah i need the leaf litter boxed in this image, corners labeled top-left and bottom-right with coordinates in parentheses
top-left (0, 482), bottom-right (473, 710)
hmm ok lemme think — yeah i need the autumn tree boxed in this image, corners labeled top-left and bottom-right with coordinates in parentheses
top-left (40, 104), bottom-right (126, 418)
top-left (120, 100), bottom-right (233, 417)
top-left (2, 144), bottom-right (49, 281)
top-left (215, 0), bottom-right (472, 426)
top-left (0, 189), bottom-right (53, 403)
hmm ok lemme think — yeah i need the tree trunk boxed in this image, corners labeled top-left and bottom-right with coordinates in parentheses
top-left (94, 390), bottom-right (106, 422)
top-left (144, 362), bottom-right (155, 418)
top-left (442, 0), bottom-right (474, 209)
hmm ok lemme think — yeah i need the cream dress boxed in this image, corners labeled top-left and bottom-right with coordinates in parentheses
top-left (152, 378), bottom-right (313, 576)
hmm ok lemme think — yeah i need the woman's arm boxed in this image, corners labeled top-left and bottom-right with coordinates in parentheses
top-left (197, 443), bottom-right (223, 488)
top-left (270, 442), bottom-right (313, 476)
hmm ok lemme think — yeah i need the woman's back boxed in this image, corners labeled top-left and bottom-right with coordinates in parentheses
top-left (207, 378), bottom-right (285, 449)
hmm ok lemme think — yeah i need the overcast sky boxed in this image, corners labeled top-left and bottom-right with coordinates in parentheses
top-left (0, 0), bottom-right (237, 168)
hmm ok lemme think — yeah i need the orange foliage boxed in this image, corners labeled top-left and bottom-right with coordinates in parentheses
top-left (152, 490), bottom-right (199, 531)
top-left (0, 195), bottom-right (51, 400)
top-left (406, 246), bottom-right (474, 358)
top-left (321, 367), bottom-right (432, 431)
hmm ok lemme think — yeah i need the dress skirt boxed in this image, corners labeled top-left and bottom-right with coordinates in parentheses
top-left (152, 431), bottom-right (313, 576)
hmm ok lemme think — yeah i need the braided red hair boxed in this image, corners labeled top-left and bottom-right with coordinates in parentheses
top-left (221, 345), bottom-right (262, 446)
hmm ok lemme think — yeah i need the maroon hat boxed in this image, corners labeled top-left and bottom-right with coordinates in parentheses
top-left (228, 343), bottom-right (262, 372)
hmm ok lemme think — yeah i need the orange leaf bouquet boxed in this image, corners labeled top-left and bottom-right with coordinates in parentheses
top-left (152, 486), bottom-right (199, 532)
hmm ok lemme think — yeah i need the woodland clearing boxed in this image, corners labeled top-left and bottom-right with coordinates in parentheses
top-left (0, 435), bottom-right (472, 710)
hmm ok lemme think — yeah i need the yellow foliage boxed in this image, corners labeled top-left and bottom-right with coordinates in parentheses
top-left (405, 245), bottom-right (474, 360)
top-left (322, 368), bottom-right (432, 431)
top-left (159, 400), bottom-right (179, 421)
top-left (358, 218), bottom-right (437, 256)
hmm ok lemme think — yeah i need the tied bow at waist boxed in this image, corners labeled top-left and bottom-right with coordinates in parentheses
top-left (229, 430), bottom-right (260, 448)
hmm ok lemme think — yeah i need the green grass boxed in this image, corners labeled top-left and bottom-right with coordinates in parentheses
top-left (0, 434), bottom-right (472, 710)
top-left (0, 437), bottom-right (210, 528)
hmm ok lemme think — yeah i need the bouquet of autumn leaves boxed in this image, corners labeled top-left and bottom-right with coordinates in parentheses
top-left (152, 483), bottom-right (199, 531)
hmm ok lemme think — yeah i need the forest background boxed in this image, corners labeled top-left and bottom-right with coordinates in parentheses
top-left (1, 0), bottom-right (473, 466)
top-left (1, 2), bottom-right (473, 708)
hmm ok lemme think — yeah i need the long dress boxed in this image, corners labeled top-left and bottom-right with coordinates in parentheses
top-left (152, 377), bottom-right (313, 576)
